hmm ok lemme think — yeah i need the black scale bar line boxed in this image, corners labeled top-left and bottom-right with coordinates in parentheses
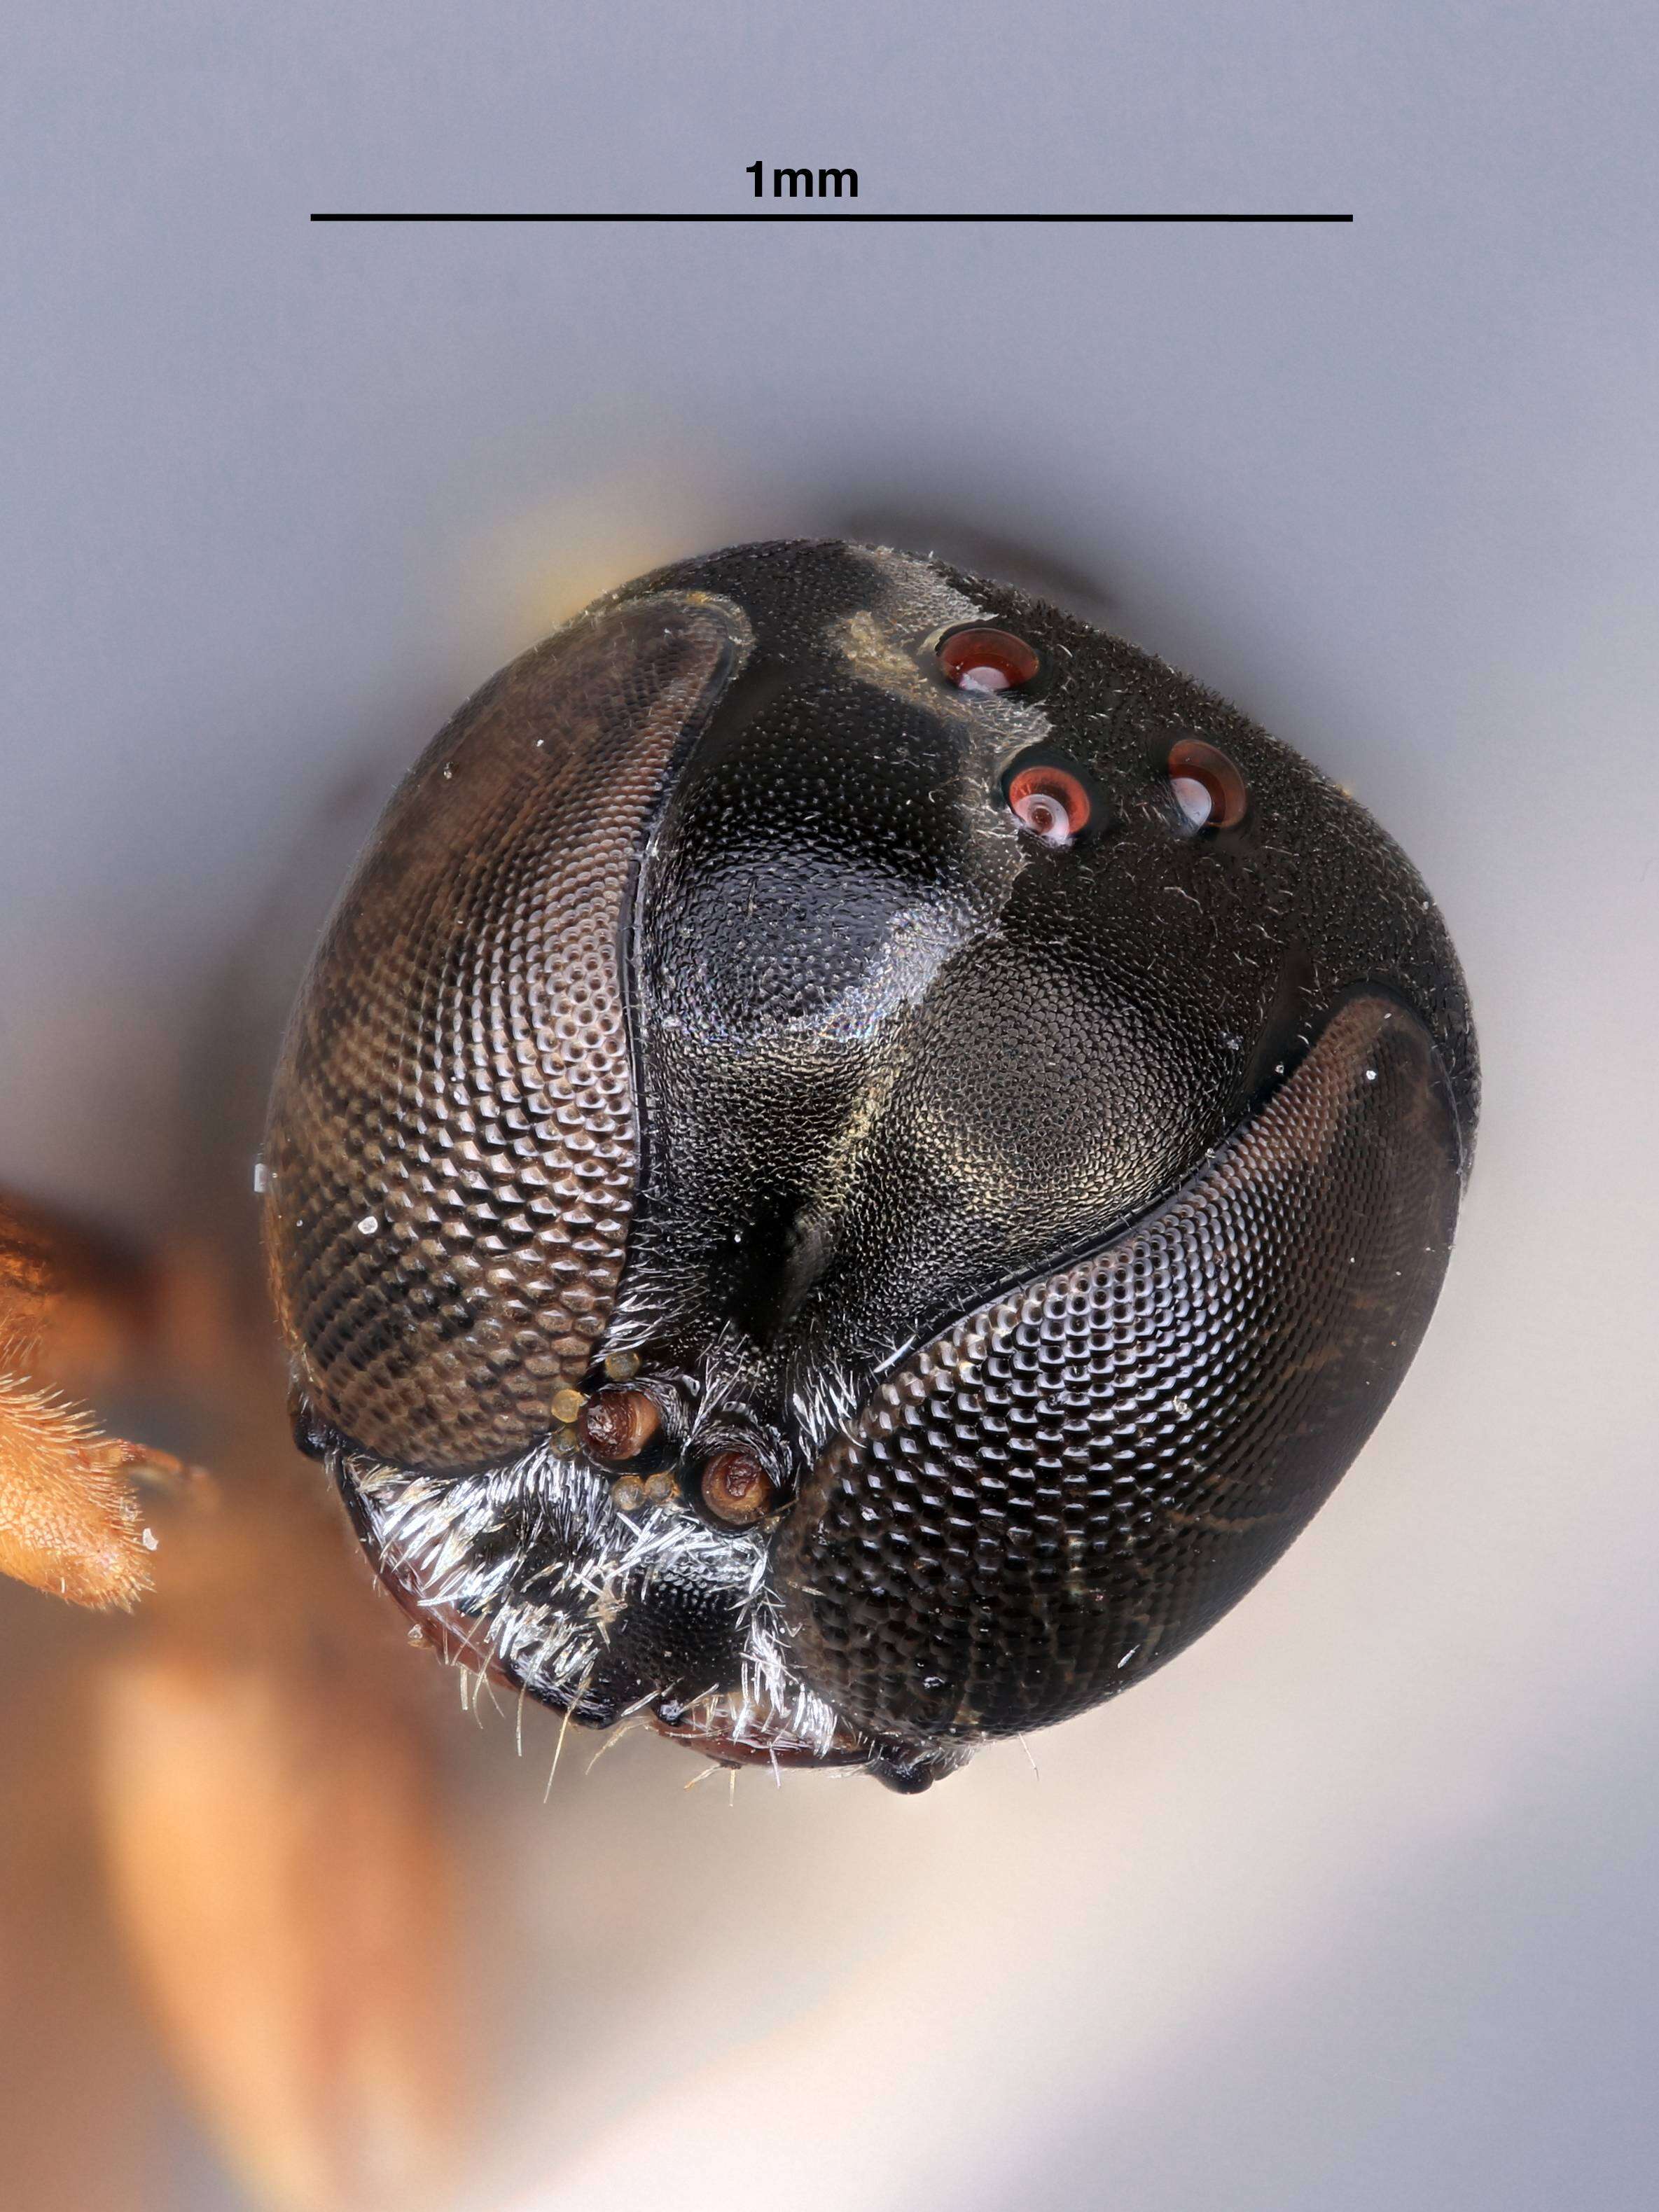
top-left (310, 211), bottom-right (1353, 225)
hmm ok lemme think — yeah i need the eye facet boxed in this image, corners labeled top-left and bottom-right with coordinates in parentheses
top-left (1006, 760), bottom-right (1092, 847)
top-left (700, 1450), bottom-right (775, 1527)
top-left (936, 626), bottom-right (1042, 694)
top-left (1167, 737), bottom-right (1248, 830)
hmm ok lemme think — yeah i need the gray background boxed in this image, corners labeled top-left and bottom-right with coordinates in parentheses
top-left (4, 4), bottom-right (1658, 2207)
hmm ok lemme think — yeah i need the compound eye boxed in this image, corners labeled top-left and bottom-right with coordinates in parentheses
top-left (1167, 737), bottom-right (1248, 830)
top-left (1006, 760), bottom-right (1092, 847)
top-left (261, 593), bottom-right (746, 1471)
top-left (773, 994), bottom-right (1461, 1746)
top-left (936, 626), bottom-right (1042, 695)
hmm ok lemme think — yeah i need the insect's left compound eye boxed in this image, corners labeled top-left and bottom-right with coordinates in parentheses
top-left (1005, 759), bottom-right (1092, 846)
top-left (936, 625), bottom-right (1042, 694)
top-left (775, 994), bottom-right (1462, 1746)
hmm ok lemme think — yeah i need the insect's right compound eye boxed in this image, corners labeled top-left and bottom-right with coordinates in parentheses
top-left (261, 594), bottom-right (749, 1472)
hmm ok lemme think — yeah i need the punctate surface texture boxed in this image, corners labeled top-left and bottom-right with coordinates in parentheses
top-left (777, 994), bottom-right (1459, 1742)
top-left (263, 597), bottom-right (745, 1468)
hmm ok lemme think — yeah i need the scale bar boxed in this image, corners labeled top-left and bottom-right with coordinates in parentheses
top-left (310, 210), bottom-right (1353, 225)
